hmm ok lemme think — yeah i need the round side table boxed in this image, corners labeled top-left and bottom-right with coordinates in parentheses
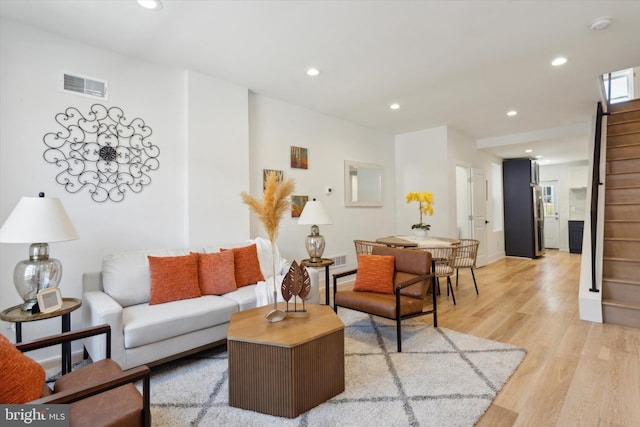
top-left (1, 297), bottom-right (82, 374)
top-left (301, 258), bottom-right (335, 305)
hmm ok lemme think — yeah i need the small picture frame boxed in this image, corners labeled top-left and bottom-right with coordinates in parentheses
top-left (36, 287), bottom-right (63, 313)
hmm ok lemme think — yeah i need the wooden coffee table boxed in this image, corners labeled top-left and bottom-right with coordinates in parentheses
top-left (227, 304), bottom-right (345, 418)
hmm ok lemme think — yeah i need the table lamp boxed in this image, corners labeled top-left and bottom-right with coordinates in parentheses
top-left (297, 199), bottom-right (332, 263)
top-left (0, 193), bottom-right (79, 311)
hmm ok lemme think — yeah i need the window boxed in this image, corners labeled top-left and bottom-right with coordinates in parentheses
top-left (542, 185), bottom-right (556, 217)
top-left (603, 68), bottom-right (634, 104)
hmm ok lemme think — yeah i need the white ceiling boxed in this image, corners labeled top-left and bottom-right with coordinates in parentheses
top-left (2, 0), bottom-right (639, 164)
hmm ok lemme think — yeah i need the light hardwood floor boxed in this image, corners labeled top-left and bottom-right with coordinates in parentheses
top-left (423, 249), bottom-right (640, 426)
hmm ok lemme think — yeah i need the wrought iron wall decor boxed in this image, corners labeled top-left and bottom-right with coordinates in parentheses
top-left (43, 104), bottom-right (159, 202)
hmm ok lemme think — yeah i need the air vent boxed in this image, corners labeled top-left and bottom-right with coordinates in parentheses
top-left (327, 254), bottom-right (347, 267)
top-left (62, 73), bottom-right (108, 99)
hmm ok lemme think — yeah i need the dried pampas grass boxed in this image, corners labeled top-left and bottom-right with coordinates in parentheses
top-left (241, 171), bottom-right (295, 244)
top-left (241, 171), bottom-right (295, 301)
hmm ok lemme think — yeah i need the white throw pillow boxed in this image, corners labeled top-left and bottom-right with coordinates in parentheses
top-left (102, 248), bottom-right (191, 307)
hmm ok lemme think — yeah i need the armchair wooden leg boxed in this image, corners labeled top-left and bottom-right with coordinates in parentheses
top-left (396, 292), bottom-right (402, 352)
top-left (142, 371), bottom-right (151, 427)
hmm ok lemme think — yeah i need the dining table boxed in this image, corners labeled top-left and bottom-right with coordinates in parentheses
top-left (375, 235), bottom-right (460, 248)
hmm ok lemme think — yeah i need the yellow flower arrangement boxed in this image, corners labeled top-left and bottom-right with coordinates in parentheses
top-left (406, 191), bottom-right (434, 230)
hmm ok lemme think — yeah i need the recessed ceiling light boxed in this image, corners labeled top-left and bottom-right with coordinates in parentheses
top-left (552, 57), bottom-right (567, 66)
top-left (306, 68), bottom-right (320, 77)
top-left (390, 103), bottom-right (400, 110)
top-left (137, 0), bottom-right (162, 10)
top-left (525, 149), bottom-right (533, 153)
top-left (590, 17), bottom-right (611, 31)
top-left (507, 110), bottom-right (517, 117)
top-left (535, 155), bottom-right (543, 159)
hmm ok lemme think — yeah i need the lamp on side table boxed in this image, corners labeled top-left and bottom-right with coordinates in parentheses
top-left (0, 192), bottom-right (79, 311)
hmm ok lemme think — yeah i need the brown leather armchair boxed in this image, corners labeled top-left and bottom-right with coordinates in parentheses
top-left (332, 246), bottom-right (436, 352)
top-left (15, 325), bottom-right (151, 427)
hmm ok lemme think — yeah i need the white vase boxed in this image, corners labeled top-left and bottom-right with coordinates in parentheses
top-left (413, 228), bottom-right (427, 238)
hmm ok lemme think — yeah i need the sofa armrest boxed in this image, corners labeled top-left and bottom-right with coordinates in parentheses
top-left (83, 272), bottom-right (103, 293)
top-left (82, 291), bottom-right (125, 367)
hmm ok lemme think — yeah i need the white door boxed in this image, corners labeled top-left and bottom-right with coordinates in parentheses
top-left (456, 166), bottom-right (472, 238)
top-left (472, 168), bottom-right (488, 267)
top-left (541, 181), bottom-right (560, 249)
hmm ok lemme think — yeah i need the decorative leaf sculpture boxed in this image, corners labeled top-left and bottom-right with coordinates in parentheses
top-left (298, 266), bottom-right (311, 300)
top-left (291, 261), bottom-right (302, 297)
top-left (281, 261), bottom-right (312, 313)
top-left (281, 261), bottom-right (297, 302)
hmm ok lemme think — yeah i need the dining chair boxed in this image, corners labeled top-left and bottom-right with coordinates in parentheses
top-left (354, 239), bottom-right (388, 255)
top-left (411, 245), bottom-right (456, 305)
top-left (452, 238), bottom-right (480, 294)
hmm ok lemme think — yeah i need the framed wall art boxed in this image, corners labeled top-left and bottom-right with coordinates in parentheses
top-left (263, 169), bottom-right (283, 190)
top-left (290, 146), bottom-right (308, 169)
top-left (291, 195), bottom-right (308, 217)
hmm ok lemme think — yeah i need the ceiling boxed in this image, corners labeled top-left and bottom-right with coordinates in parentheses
top-left (2, 0), bottom-right (639, 164)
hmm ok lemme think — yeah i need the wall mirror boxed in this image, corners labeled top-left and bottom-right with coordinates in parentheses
top-left (344, 160), bottom-right (383, 207)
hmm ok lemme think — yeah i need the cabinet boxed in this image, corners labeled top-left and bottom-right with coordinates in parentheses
top-left (570, 166), bottom-right (588, 188)
top-left (568, 220), bottom-right (584, 254)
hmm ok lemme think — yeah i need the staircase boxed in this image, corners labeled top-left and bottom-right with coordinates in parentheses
top-left (602, 98), bottom-right (640, 328)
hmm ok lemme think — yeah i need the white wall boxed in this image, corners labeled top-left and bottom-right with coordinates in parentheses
top-left (395, 126), bottom-right (505, 263)
top-left (395, 127), bottom-right (449, 235)
top-left (185, 70), bottom-right (250, 247)
top-left (249, 95), bottom-right (396, 268)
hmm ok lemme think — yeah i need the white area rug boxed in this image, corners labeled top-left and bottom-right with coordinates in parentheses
top-left (147, 309), bottom-right (526, 426)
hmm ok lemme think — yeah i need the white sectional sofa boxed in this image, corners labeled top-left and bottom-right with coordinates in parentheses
top-left (82, 238), bottom-right (291, 370)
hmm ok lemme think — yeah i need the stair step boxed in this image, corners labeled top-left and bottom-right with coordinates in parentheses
top-left (606, 158), bottom-right (640, 174)
top-left (608, 109), bottom-right (640, 124)
top-left (607, 144), bottom-right (640, 160)
top-left (603, 239), bottom-right (640, 259)
top-left (605, 171), bottom-right (640, 187)
top-left (602, 300), bottom-right (640, 328)
top-left (607, 133), bottom-right (640, 148)
top-left (607, 122), bottom-right (640, 137)
top-left (604, 220), bottom-right (640, 237)
top-left (602, 258), bottom-right (640, 281)
top-left (602, 279), bottom-right (640, 303)
top-left (604, 186), bottom-right (640, 203)
top-left (609, 98), bottom-right (640, 114)
top-left (605, 203), bottom-right (640, 221)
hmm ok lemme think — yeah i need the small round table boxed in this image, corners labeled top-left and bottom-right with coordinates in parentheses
top-left (1, 297), bottom-right (82, 375)
top-left (301, 258), bottom-right (335, 305)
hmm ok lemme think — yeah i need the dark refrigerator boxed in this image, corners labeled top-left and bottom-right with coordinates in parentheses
top-left (503, 158), bottom-right (545, 258)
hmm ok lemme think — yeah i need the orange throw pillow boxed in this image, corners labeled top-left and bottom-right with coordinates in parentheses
top-left (353, 254), bottom-right (396, 294)
top-left (0, 334), bottom-right (45, 403)
top-left (221, 244), bottom-right (265, 287)
top-left (196, 251), bottom-right (237, 295)
top-left (148, 253), bottom-right (201, 305)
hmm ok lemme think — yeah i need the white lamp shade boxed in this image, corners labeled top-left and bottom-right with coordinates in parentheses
top-left (0, 196), bottom-right (79, 243)
top-left (297, 200), bottom-right (332, 225)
